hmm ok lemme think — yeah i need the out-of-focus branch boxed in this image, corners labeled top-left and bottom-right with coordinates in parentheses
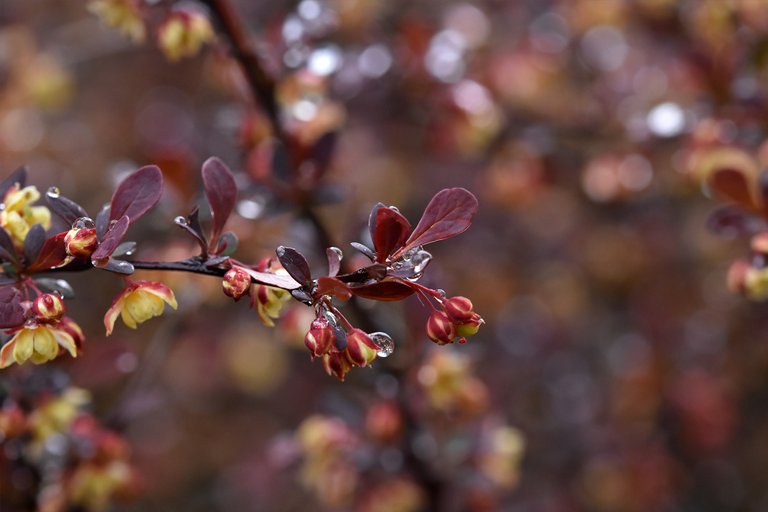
top-left (198, 0), bottom-right (283, 139)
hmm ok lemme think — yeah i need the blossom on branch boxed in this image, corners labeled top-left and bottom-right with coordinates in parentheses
top-left (104, 280), bottom-right (177, 335)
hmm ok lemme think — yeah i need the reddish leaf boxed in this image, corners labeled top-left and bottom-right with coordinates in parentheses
top-left (396, 188), bottom-right (478, 257)
top-left (351, 281), bottom-right (415, 301)
top-left (240, 267), bottom-right (301, 290)
top-left (0, 287), bottom-right (24, 328)
top-left (373, 207), bottom-right (411, 262)
top-left (708, 168), bottom-right (756, 210)
top-left (110, 165), bottom-right (163, 223)
top-left (202, 157), bottom-right (237, 242)
top-left (27, 232), bottom-right (68, 272)
top-left (316, 276), bottom-right (352, 301)
top-left (276, 246), bottom-right (312, 285)
top-left (91, 216), bottom-right (130, 261)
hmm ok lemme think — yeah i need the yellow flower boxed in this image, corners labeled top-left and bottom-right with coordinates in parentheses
top-left (0, 323), bottom-right (79, 368)
top-left (0, 184), bottom-right (51, 248)
top-left (87, 0), bottom-right (146, 43)
top-left (104, 280), bottom-right (177, 335)
top-left (254, 284), bottom-right (291, 327)
top-left (157, 9), bottom-right (215, 61)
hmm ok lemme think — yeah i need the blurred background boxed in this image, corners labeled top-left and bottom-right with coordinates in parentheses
top-left (3, 0), bottom-right (768, 511)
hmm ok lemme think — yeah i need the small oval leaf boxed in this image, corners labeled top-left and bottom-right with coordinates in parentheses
top-left (110, 165), bottom-right (163, 223)
top-left (276, 246), bottom-right (312, 286)
top-left (202, 157), bottom-right (237, 242)
top-left (396, 188), bottom-right (479, 257)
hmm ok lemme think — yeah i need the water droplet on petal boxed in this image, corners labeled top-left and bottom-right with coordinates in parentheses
top-left (436, 289), bottom-right (446, 297)
top-left (174, 216), bottom-right (188, 226)
top-left (388, 205), bottom-right (400, 212)
top-left (46, 186), bottom-right (60, 199)
top-left (329, 246), bottom-right (343, 259)
top-left (72, 217), bottom-right (95, 230)
top-left (370, 332), bottom-right (395, 358)
top-left (108, 219), bottom-right (118, 229)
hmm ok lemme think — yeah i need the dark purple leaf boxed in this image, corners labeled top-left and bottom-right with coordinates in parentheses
top-left (350, 242), bottom-right (375, 261)
top-left (373, 207), bottom-right (411, 262)
top-left (707, 206), bottom-right (764, 237)
top-left (291, 288), bottom-right (313, 304)
top-left (396, 188), bottom-right (479, 257)
top-left (333, 324), bottom-right (347, 351)
top-left (91, 216), bottom-right (130, 261)
top-left (0, 227), bottom-right (17, 263)
top-left (326, 247), bottom-right (342, 277)
top-left (0, 287), bottom-right (24, 328)
top-left (707, 168), bottom-right (755, 210)
top-left (46, 193), bottom-right (88, 225)
top-left (205, 256), bottom-right (230, 267)
top-left (276, 246), bottom-right (312, 286)
top-left (336, 263), bottom-right (388, 284)
top-left (95, 204), bottom-right (110, 240)
top-left (202, 157), bottom-right (237, 242)
top-left (0, 166), bottom-right (27, 200)
top-left (240, 267), bottom-right (301, 290)
top-left (99, 259), bottom-right (135, 275)
top-left (23, 224), bottom-right (46, 263)
top-left (35, 278), bottom-right (75, 298)
top-left (27, 233), bottom-right (68, 272)
top-left (176, 207), bottom-right (208, 255)
top-left (351, 281), bottom-right (415, 301)
top-left (316, 276), bottom-right (352, 300)
top-left (110, 165), bottom-right (163, 223)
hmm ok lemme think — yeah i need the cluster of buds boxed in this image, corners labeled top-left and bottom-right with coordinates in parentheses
top-left (304, 309), bottom-right (380, 380)
top-left (0, 292), bottom-right (84, 368)
top-left (426, 296), bottom-right (484, 345)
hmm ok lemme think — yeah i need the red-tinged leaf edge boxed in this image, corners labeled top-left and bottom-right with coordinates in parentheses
top-left (395, 188), bottom-right (479, 257)
top-left (91, 216), bottom-right (130, 261)
top-left (27, 233), bottom-right (68, 272)
top-left (315, 276), bottom-right (352, 301)
top-left (707, 168), bottom-right (757, 210)
top-left (0, 166), bottom-right (27, 200)
top-left (276, 246), bottom-right (312, 286)
top-left (202, 157), bottom-right (237, 244)
top-left (109, 165), bottom-right (163, 223)
top-left (46, 193), bottom-right (88, 225)
top-left (0, 287), bottom-right (25, 328)
top-left (373, 207), bottom-right (411, 262)
top-left (350, 281), bottom-right (415, 301)
top-left (240, 267), bottom-right (302, 290)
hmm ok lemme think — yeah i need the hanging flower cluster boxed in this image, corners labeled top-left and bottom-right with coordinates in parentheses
top-left (0, 159), bottom-right (481, 379)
